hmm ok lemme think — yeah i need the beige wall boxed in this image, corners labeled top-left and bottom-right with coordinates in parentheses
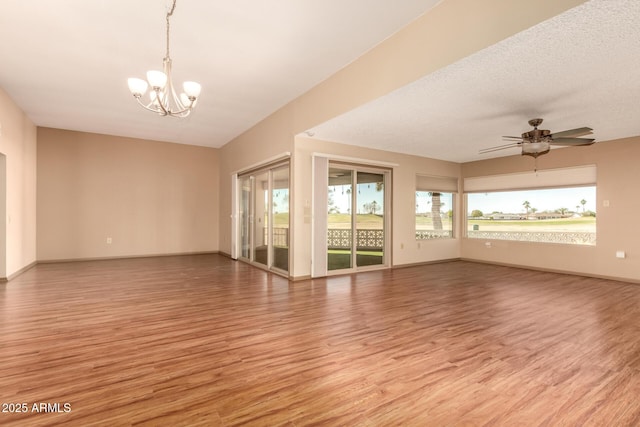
top-left (461, 136), bottom-right (640, 282)
top-left (218, 0), bottom-right (587, 267)
top-left (217, 108), bottom-right (295, 255)
top-left (37, 128), bottom-right (219, 261)
top-left (0, 87), bottom-right (37, 279)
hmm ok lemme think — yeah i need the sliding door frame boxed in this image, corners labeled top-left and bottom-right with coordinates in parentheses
top-left (312, 153), bottom-right (393, 278)
top-left (327, 162), bottom-right (392, 276)
top-left (233, 156), bottom-right (291, 277)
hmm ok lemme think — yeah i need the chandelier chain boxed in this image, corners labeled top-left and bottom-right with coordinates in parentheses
top-left (165, 0), bottom-right (177, 59)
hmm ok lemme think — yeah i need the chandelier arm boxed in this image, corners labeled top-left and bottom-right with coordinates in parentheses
top-left (134, 91), bottom-right (194, 118)
top-left (166, 104), bottom-right (194, 117)
top-left (163, 58), bottom-right (184, 111)
top-left (135, 94), bottom-right (194, 118)
top-left (154, 88), bottom-right (171, 116)
top-left (134, 96), bottom-right (168, 116)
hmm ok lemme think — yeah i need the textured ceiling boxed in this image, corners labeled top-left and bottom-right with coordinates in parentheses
top-left (0, 0), bottom-right (439, 147)
top-left (308, 0), bottom-right (640, 163)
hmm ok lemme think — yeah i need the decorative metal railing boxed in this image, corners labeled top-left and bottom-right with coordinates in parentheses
top-left (270, 228), bottom-right (593, 249)
top-left (416, 230), bottom-right (453, 240)
top-left (467, 230), bottom-right (596, 245)
top-left (272, 228), bottom-right (289, 247)
top-left (266, 228), bottom-right (387, 249)
top-left (327, 229), bottom-right (384, 250)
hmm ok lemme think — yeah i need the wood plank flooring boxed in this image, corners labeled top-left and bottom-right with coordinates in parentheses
top-left (1, 255), bottom-right (640, 426)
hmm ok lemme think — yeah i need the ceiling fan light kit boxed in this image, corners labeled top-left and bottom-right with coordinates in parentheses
top-left (521, 141), bottom-right (550, 158)
top-left (480, 118), bottom-right (595, 159)
top-left (127, 0), bottom-right (201, 118)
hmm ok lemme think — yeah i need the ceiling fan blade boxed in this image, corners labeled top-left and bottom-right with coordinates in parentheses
top-left (549, 127), bottom-right (593, 139)
top-left (548, 137), bottom-right (595, 146)
top-left (479, 143), bottom-right (521, 154)
top-left (502, 135), bottom-right (523, 141)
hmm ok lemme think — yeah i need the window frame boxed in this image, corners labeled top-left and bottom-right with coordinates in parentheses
top-left (463, 166), bottom-right (597, 246)
top-left (415, 174), bottom-right (458, 241)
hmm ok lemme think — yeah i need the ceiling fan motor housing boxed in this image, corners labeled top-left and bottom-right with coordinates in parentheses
top-left (522, 128), bottom-right (551, 142)
top-left (522, 119), bottom-right (551, 157)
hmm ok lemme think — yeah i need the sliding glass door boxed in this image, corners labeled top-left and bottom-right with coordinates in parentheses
top-left (328, 164), bottom-right (389, 273)
top-left (253, 170), bottom-right (270, 266)
top-left (271, 165), bottom-right (290, 271)
top-left (237, 162), bottom-right (289, 274)
top-left (327, 168), bottom-right (353, 270)
top-left (239, 175), bottom-right (251, 259)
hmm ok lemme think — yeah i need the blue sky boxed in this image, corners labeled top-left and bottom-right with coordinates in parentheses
top-left (324, 184), bottom-right (596, 215)
top-left (330, 184), bottom-right (384, 214)
top-left (467, 186), bottom-right (596, 214)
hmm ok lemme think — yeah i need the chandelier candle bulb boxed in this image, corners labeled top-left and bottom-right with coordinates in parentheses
top-left (183, 81), bottom-right (202, 98)
top-left (127, 78), bottom-right (148, 97)
top-left (146, 71), bottom-right (167, 89)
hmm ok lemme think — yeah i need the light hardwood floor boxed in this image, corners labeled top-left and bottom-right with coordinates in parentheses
top-left (1, 255), bottom-right (640, 426)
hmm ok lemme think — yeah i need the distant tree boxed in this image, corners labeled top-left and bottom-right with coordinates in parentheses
top-left (471, 209), bottom-right (484, 218)
top-left (531, 207), bottom-right (538, 215)
top-left (370, 200), bottom-right (379, 215)
top-left (328, 188), bottom-right (339, 214)
top-left (429, 192), bottom-right (443, 230)
top-left (580, 199), bottom-right (587, 213)
top-left (557, 207), bottom-right (568, 215)
top-left (523, 200), bottom-right (531, 215)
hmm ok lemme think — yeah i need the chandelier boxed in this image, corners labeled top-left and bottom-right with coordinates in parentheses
top-left (127, 0), bottom-right (201, 117)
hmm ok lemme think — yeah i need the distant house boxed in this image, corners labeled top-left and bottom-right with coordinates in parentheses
top-left (479, 212), bottom-right (574, 220)
top-left (487, 213), bottom-right (525, 220)
top-left (533, 213), bottom-right (570, 220)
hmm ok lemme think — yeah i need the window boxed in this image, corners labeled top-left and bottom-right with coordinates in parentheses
top-left (416, 175), bottom-right (458, 240)
top-left (464, 166), bottom-right (596, 245)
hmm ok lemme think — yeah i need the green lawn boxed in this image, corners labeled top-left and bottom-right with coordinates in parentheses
top-left (328, 213), bottom-right (383, 227)
top-left (274, 213), bottom-right (289, 226)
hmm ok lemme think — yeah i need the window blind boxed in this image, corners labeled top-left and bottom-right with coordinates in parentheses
top-left (416, 174), bottom-right (459, 193)
top-left (463, 165), bottom-right (596, 193)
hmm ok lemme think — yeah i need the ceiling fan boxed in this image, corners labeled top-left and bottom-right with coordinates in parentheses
top-left (480, 118), bottom-right (595, 158)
